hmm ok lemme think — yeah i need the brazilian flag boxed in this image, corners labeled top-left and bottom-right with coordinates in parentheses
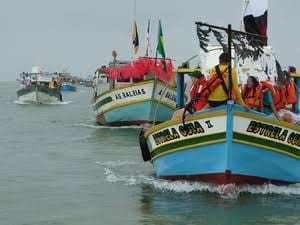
top-left (156, 20), bottom-right (166, 58)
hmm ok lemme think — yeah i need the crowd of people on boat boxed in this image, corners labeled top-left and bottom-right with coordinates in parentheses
top-left (186, 52), bottom-right (299, 124)
top-left (20, 74), bottom-right (64, 89)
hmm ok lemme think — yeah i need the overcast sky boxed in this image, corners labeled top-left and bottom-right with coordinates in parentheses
top-left (0, 0), bottom-right (299, 80)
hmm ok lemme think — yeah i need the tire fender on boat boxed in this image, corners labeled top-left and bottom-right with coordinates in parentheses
top-left (139, 129), bottom-right (151, 162)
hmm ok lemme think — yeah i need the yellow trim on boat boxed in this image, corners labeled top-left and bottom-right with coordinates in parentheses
top-left (235, 111), bottom-right (300, 132)
top-left (233, 139), bottom-right (300, 160)
top-left (145, 110), bottom-right (227, 138)
top-left (151, 139), bottom-right (225, 160)
top-left (175, 68), bottom-right (202, 74)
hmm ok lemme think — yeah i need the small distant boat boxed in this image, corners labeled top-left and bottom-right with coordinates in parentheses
top-left (61, 82), bottom-right (76, 92)
top-left (17, 67), bottom-right (63, 104)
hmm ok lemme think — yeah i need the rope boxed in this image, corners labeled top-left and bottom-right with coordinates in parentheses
top-left (152, 84), bottom-right (169, 125)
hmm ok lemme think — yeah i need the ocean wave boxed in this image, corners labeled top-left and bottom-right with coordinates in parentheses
top-left (14, 100), bottom-right (31, 105)
top-left (97, 160), bottom-right (138, 167)
top-left (13, 100), bottom-right (72, 105)
top-left (74, 123), bottom-right (142, 129)
top-left (46, 101), bottom-right (72, 105)
top-left (103, 167), bottom-right (300, 199)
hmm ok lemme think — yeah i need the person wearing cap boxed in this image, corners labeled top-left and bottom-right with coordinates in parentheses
top-left (207, 52), bottom-right (246, 108)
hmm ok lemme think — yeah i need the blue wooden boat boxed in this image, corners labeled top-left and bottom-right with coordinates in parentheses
top-left (91, 79), bottom-right (176, 126)
top-left (139, 21), bottom-right (300, 185)
top-left (140, 102), bottom-right (300, 184)
top-left (61, 82), bottom-right (76, 92)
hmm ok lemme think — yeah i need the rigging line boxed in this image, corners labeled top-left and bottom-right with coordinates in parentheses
top-left (152, 84), bottom-right (170, 125)
top-left (240, 0), bottom-right (250, 31)
top-left (133, 0), bottom-right (137, 20)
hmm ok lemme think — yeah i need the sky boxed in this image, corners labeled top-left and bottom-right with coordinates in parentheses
top-left (0, 0), bottom-right (299, 81)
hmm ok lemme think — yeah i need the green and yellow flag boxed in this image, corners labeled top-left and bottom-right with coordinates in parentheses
top-left (156, 20), bottom-right (166, 58)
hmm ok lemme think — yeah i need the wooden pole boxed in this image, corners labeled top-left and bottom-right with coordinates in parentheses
top-left (227, 24), bottom-right (233, 100)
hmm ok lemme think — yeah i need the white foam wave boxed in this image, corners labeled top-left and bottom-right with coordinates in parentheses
top-left (239, 183), bottom-right (300, 195)
top-left (14, 100), bottom-right (31, 105)
top-left (13, 100), bottom-right (72, 105)
top-left (74, 123), bottom-right (142, 129)
top-left (97, 160), bottom-right (138, 167)
top-left (46, 101), bottom-right (72, 105)
top-left (103, 167), bottom-right (300, 198)
top-left (74, 123), bottom-right (100, 129)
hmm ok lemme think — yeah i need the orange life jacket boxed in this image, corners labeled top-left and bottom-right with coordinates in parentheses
top-left (191, 73), bottom-right (226, 111)
top-left (261, 81), bottom-right (287, 111)
top-left (242, 84), bottom-right (263, 110)
top-left (285, 80), bottom-right (297, 104)
top-left (190, 76), bottom-right (207, 100)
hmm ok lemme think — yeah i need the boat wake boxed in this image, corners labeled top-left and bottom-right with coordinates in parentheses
top-left (75, 123), bottom-right (142, 129)
top-left (14, 100), bottom-right (72, 105)
top-left (101, 162), bottom-right (300, 199)
top-left (14, 100), bottom-right (31, 105)
top-left (46, 101), bottom-right (72, 105)
top-left (96, 160), bottom-right (139, 167)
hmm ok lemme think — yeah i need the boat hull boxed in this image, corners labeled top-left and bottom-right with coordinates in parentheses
top-left (61, 83), bottom-right (76, 92)
top-left (17, 86), bottom-right (61, 104)
top-left (92, 80), bottom-right (177, 126)
top-left (143, 104), bottom-right (300, 184)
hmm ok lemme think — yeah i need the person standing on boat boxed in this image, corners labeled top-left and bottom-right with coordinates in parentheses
top-left (207, 53), bottom-right (246, 108)
top-left (286, 67), bottom-right (297, 109)
top-left (49, 78), bottom-right (55, 89)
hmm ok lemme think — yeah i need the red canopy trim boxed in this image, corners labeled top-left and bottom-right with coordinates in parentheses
top-left (99, 57), bottom-right (174, 83)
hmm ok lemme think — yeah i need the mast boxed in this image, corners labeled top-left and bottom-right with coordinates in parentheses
top-left (35, 73), bottom-right (39, 104)
top-left (227, 24), bottom-right (233, 100)
top-left (145, 19), bottom-right (151, 57)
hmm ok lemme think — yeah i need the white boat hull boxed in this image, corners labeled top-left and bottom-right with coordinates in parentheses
top-left (18, 90), bottom-right (60, 104)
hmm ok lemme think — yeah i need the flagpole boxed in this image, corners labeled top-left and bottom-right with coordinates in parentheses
top-left (131, 0), bottom-right (138, 59)
top-left (134, 0), bottom-right (136, 20)
top-left (240, 0), bottom-right (250, 31)
top-left (145, 19), bottom-right (151, 57)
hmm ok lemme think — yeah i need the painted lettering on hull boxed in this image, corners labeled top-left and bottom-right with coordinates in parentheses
top-left (246, 120), bottom-right (300, 149)
top-left (152, 120), bottom-right (214, 146)
top-left (115, 88), bottom-right (146, 100)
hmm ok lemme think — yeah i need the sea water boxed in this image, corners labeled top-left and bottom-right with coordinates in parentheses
top-left (1, 81), bottom-right (300, 225)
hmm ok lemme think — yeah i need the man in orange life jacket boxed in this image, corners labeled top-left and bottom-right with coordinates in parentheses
top-left (206, 53), bottom-right (246, 108)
